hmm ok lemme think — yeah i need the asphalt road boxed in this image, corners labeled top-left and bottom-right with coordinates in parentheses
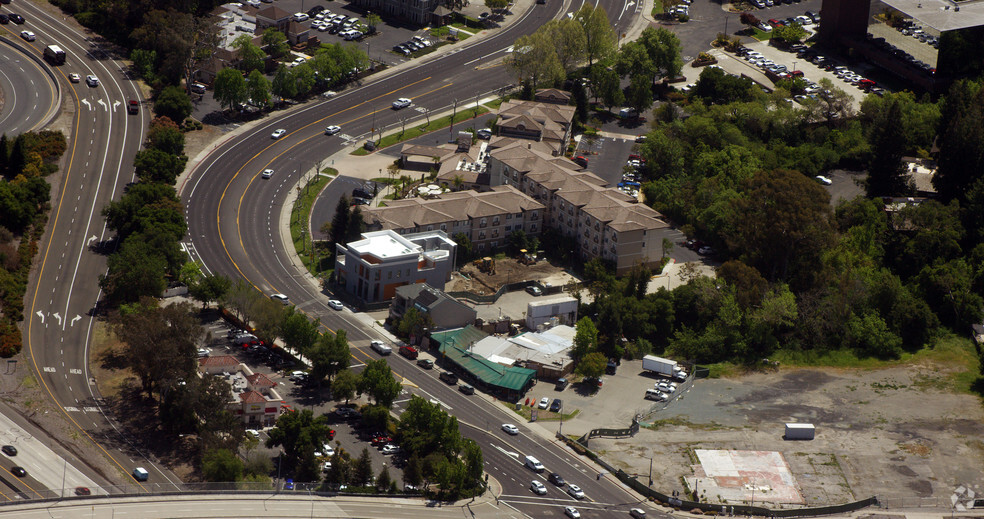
top-left (16, 2), bottom-right (181, 491)
top-left (0, 37), bottom-right (57, 134)
top-left (181, 0), bottom-right (651, 514)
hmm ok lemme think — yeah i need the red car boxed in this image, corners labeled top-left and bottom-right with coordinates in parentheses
top-left (128, 100), bottom-right (139, 114)
top-left (399, 345), bottom-right (418, 360)
top-left (768, 18), bottom-right (782, 27)
top-left (327, 429), bottom-right (336, 440)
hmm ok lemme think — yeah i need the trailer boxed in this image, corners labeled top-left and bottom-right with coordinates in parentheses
top-left (784, 423), bottom-right (815, 440)
top-left (641, 355), bottom-right (677, 376)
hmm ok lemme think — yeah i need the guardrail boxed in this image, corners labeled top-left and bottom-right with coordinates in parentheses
top-left (0, 481), bottom-right (424, 506)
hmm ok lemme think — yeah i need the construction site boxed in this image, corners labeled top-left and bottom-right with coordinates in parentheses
top-left (445, 251), bottom-right (578, 295)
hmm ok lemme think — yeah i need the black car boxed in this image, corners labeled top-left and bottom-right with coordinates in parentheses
top-left (307, 5), bottom-right (325, 16)
top-left (9, 13), bottom-right (25, 24)
top-left (417, 358), bottom-right (434, 369)
top-left (0, 14), bottom-right (8, 24)
top-left (11, 466), bottom-right (26, 477)
top-left (353, 188), bottom-right (372, 199)
top-left (548, 472), bottom-right (566, 486)
top-left (1, 445), bottom-right (16, 456)
top-left (549, 398), bottom-right (562, 412)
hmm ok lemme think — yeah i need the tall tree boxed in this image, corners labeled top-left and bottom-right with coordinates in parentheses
top-left (625, 73), bottom-right (654, 114)
top-left (272, 65), bottom-right (297, 101)
top-left (261, 28), bottom-right (290, 59)
top-left (575, 4), bottom-right (616, 68)
top-left (357, 359), bottom-right (402, 408)
top-left (189, 273), bottom-right (232, 310)
top-left (638, 27), bottom-right (683, 81)
top-left (154, 86), bottom-right (194, 123)
top-left (213, 67), bottom-right (248, 111)
top-left (352, 447), bottom-right (373, 486)
top-left (232, 34), bottom-right (265, 73)
top-left (865, 99), bottom-right (912, 197)
top-left (571, 316), bottom-right (598, 364)
top-left (934, 86), bottom-right (984, 202)
top-left (329, 195), bottom-right (351, 253)
top-left (545, 19), bottom-right (586, 74)
top-left (265, 409), bottom-right (332, 474)
top-left (310, 329), bottom-right (351, 383)
top-left (590, 65), bottom-right (624, 110)
top-left (246, 69), bottom-right (272, 109)
top-left (331, 369), bottom-right (358, 403)
top-left (508, 31), bottom-right (564, 89)
top-left (202, 448), bottom-right (244, 482)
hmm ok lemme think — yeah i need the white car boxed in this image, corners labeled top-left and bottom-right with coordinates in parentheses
top-left (85, 75), bottom-right (99, 87)
top-left (271, 293), bottom-right (289, 305)
top-left (69, 73), bottom-right (81, 83)
top-left (381, 444), bottom-right (400, 455)
top-left (322, 461), bottom-right (332, 472)
top-left (293, 12), bottom-right (309, 22)
top-left (501, 423), bottom-right (519, 435)
top-left (392, 97), bottom-right (412, 109)
top-left (530, 480), bottom-right (547, 495)
top-left (245, 429), bottom-right (260, 438)
top-left (538, 397), bottom-right (549, 409)
top-left (271, 129), bottom-right (286, 139)
top-left (20, 31), bottom-right (36, 42)
top-left (565, 506), bottom-right (581, 519)
top-left (630, 508), bottom-right (647, 519)
top-left (815, 175), bottom-right (833, 185)
top-left (324, 125), bottom-right (341, 135)
top-left (321, 445), bottom-right (335, 457)
top-left (567, 483), bottom-right (585, 499)
top-left (262, 169), bottom-right (274, 179)
top-left (328, 299), bottom-right (344, 310)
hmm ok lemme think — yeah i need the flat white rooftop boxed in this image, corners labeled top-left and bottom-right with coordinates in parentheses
top-left (348, 230), bottom-right (421, 259)
top-left (880, 0), bottom-right (984, 32)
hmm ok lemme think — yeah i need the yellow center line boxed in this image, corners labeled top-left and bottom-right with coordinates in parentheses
top-left (27, 59), bottom-right (150, 491)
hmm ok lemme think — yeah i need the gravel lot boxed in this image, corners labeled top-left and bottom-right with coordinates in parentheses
top-left (542, 357), bottom-right (984, 508)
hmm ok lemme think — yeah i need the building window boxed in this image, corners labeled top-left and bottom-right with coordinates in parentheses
top-left (407, 268), bottom-right (411, 276)
top-left (388, 271), bottom-right (392, 279)
top-left (506, 213), bottom-right (513, 220)
top-left (479, 231), bottom-right (486, 239)
top-left (531, 224), bottom-right (537, 232)
top-left (491, 241), bottom-right (498, 248)
top-left (492, 217), bottom-right (499, 226)
top-left (480, 218), bottom-right (487, 227)
top-left (427, 225), bottom-right (433, 231)
top-left (396, 270), bottom-right (401, 278)
top-left (440, 224), bottom-right (447, 231)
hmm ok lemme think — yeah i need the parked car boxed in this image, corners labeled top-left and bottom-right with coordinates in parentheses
top-left (417, 358), bottom-right (434, 369)
top-left (550, 398), bottom-right (562, 412)
top-left (526, 285), bottom-right (543, 296)
top-left (328, 299), bottom-right (343, 310)
top-left (538, 397), bottom-right (549, 409)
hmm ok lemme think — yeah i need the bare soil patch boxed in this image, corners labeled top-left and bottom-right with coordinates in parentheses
top-left (446, 256), bottom-right (571, 294)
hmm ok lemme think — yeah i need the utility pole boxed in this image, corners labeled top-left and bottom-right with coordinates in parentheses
top-left (450, 98), bottom-right (458, 141)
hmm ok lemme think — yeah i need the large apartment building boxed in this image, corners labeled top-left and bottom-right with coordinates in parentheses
top-left (334, 230), bottom-right (457, 303)
top-left (361, 185), bottom-right (545, 254)
top-left (488, 142), bottom-right (670, 274)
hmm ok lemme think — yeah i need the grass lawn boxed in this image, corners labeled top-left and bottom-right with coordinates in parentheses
top-left (503, 401), bottom-right (580, 422)
top-left (290, 171), bottom-right (335, 276)
top-left (349, 107), bottom-right (490, 155)
top-left (750, 28), bottom-right (774, 41)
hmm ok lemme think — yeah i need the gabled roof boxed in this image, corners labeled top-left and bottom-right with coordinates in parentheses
top-left (246, 372), bottom-right (277, 388)
top-left (535, 88), bottom-right (572, 104)
top-left (240, 390), bottom-right (268, 404)
top-left (256, 6), bottom-right (291, 20)
top-left (364, 185), bottom-right (544, 230)
top-left (432, 326), bottom-right (537, 392)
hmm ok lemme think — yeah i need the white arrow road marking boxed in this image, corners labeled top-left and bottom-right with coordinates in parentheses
top-left (97, 99), bottom-right (107, 111)
top-left (82, 99), bottom-right (92, 110)
top-left (112, 100), bottom-right (121, 112)
top-left (87, 235), bottom-right (97, 246)
top-left (35, 311), bottom-right (44, 323)
top-left (53, 312), bottom-right (62, 326)
top-left (492, 444), bottom-right (520, 460)
top-left (71, 315), bottom-right (81, 327)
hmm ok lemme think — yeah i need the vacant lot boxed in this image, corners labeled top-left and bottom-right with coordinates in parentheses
top-left (446, 256), bottom-right (575, 295)
top-left (570, 350), bottom-right (984, 508)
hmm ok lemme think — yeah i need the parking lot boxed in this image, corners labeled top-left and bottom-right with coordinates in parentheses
top-left (199, 312), bottom-right (408, 487)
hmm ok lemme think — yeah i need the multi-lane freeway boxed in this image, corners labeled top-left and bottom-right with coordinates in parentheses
top-left (0, 36), bottom-right (58, 134)
top-left (15, 2), bottom-right (181, 489)
top-left (182, 0), bottom-right (649, 516)
top-left (1, 0), bottom-right (652, 510)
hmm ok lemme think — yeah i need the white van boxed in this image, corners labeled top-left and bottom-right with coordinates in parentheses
top-left (132, 467), bottom-right (149, 481)
top-left (524, 455), bottom-right (544, 473)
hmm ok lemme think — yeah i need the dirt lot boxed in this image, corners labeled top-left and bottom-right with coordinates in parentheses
top-left (555, 351), bottom-right (984, 509)
top-left (445, 256), bottom-right (575, 295)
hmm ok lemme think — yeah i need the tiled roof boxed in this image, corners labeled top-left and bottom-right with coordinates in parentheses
top-left (256, 6), bottom-right (291, 20)
top-left (240, 390), bottom-right (268, 404)
top-left (246, 372), bottom-right (277, 388)
top-left (364, 185), bottom-right (544, 230)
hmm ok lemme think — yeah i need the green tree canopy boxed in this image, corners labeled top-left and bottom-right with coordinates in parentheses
top-left (202, 448), bottom-right (244, 482)
top-left (357, 359), bottom-right (402, 408)
top-left (214, 67), bottom-right (248, 111)
top-left (154, 86), bottom-right (194, 123)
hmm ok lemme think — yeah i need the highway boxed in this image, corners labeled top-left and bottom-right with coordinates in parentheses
top-left (16, 2), bottom-right (181, 491)
top-left (0, 36), bottom-right (58, 134)
top-left (181, 0), bottom-right (648, 516)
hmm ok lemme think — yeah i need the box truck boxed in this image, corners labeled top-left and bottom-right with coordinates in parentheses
top-left (784, 423), bottom-right (815, 440)
top-left (44, 45), bottom-right (66, 65)
top-left (642, 355), bottom-right (677, 376)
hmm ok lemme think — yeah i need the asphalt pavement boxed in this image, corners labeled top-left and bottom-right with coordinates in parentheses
top-left (0, 35), bottom-right (59, 133)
